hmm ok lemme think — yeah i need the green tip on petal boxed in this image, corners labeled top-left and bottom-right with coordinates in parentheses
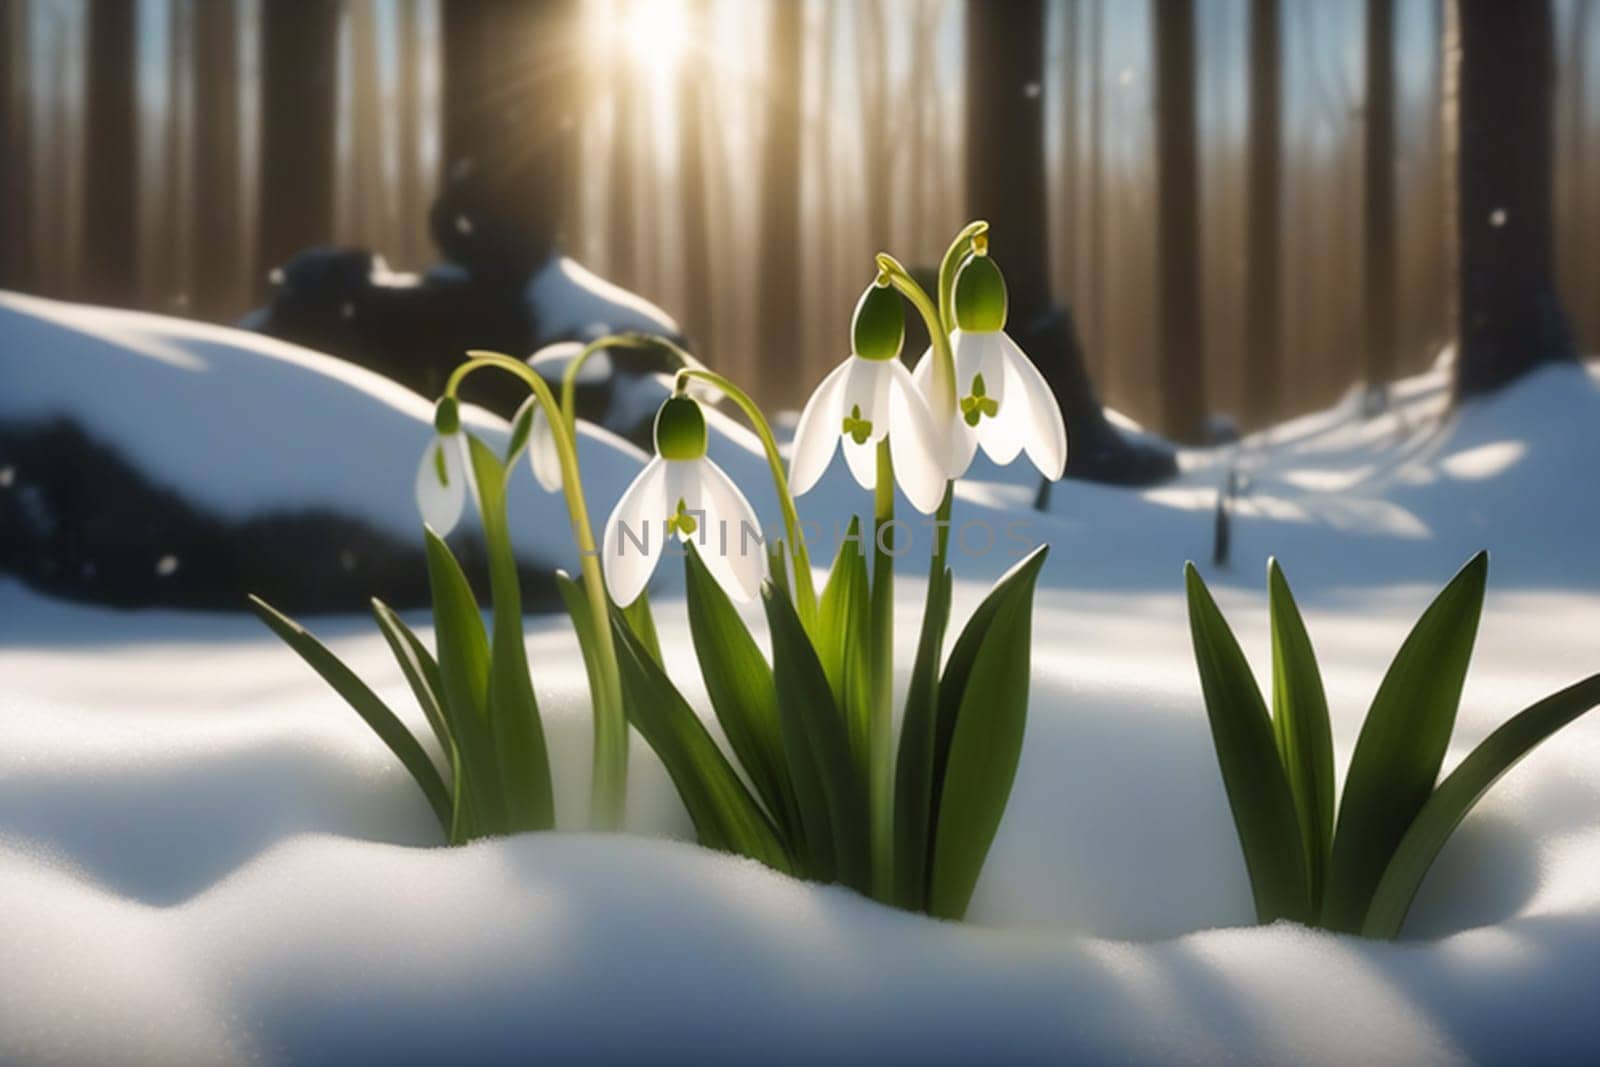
top-left (432, 440), bottom-right (449, 486)
top-left (434, 396), bottom-right (461, 435)
top-left (953, 251), bottom-right (1008, 333)
top-left (851, 277), bottom-right (905, 362)
top-left (654, 395), bottom-right (708, 460)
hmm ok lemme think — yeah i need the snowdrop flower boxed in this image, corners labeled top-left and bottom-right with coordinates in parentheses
top-left (414, 397), bottom-right (474, 533)
top-left (912, 240), bottom-right (1068, 481)
top-left (504, 340), bottom-right (589, 493)
top-left (603, 395), bottom-right (764, 606)
top-left (788, 280), bottom-right (946, 513)
top-left (508, 396), bottom-right (564, 492)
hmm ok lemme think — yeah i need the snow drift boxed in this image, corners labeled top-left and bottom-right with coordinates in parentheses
top-left (4, 290), bottom-right (1600, 1062)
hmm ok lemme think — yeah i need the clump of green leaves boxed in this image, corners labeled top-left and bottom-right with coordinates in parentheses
top-left (251, 436), bottom-right (554, 842)
top-left (613, 534), bottom-right (1047, 920)
top-left (1186, 552), bottom-right (1600, 938)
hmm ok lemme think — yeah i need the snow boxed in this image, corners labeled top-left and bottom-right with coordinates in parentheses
top-left (4, 290), bottom-right (1600, 1061)
top-left (525, 254), bottom-right (681, 341)
top-left (0, 290), bottom-right (647, 573)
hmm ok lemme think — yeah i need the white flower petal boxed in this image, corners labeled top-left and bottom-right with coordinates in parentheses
top-left (843, 356), bottom-right (893, 442)
top-left (1000, 331), bottom-right (1069, 480)
top-left (842, 434), bottom-right (878, 490)
top-left (788, 359), bottom-right (851, 496)
top-left (414, 433), bottom-right (469, 535)
top-left (967, 332), bottom-right (1025, 465)
top-left (694, 457), bottom-right (767, 600)
top-left (602, 456), bottom-right (670, 606)
top-left (887, 362), bottom-right (949, 514)
top-left (916, 340), bottom-right (980, 480)
top-left (527, 404), bottom-right (565, 492)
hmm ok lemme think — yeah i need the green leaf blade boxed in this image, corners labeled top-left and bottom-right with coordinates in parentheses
top-left (1323, 551), bottom-right (1488, 932)
top-left (1267, 560), bottom-right (1336, 909)
top-left (1184, 563), bottom-right (1312, 924)
top-left (927, 547), bottom-right (1048, 919)
top-left (248, 595), bottom-right (452, 835)
top-left (893, 564), bottom-right (953, 912)
top-left (763, 581), bottom-right (870, 890)
top-left (466, 435), bottom-right (554, 833)
top-left (1361, 673), bottom-right (1600, 939)
top-left (684, 546), bottom-right (804, 854)
top-left (610, 609), bottom-right (792, 873)
top-left (423, 525), bottom-right (503, 836)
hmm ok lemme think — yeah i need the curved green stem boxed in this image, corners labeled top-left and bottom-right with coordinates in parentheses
top-left (449, 350), bottom-right (628, 830)
top-left (559, 333), bottom-right (707, 440)
top-left (874, 253), bottom-right (958, 427)
top-left (673, 367), bottom-right (818, 627)
top-left (937, 219), bottom-right (989, 334)
top-left (870, 440), bottom-right (896, 901)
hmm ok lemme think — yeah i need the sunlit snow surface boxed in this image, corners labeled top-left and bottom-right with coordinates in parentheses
top-left (4, 294), bottom-right (1600, 1062)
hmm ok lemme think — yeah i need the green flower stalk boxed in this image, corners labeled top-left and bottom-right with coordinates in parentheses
top-left (450, 349), bottom-right (628, 830)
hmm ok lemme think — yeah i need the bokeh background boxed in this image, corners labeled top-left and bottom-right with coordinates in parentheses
top-left (1, 0), bottom-right (1597, 436)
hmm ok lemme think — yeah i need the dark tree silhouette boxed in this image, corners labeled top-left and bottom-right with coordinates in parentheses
top-left (1363, 0), bottom-right (1397, 401)
top-left (758, 0), bottom-right (804, 401)
top-left (1454, 0), bottom-right (1574, 401)
top-left (967, 0), bottom-right (1174, 484)
top-left (193, 0), bottom-right (241, 319)
top-left (440, 0), bottom-right (578, 278)
top-left (1243, 0), bottom-right (1282, 428)
top-left (258, 0), bottom-right (340, 293)
top-left (82, 0), bottom-right (138, 307)
top-left (1153, 0), bottom-right (1206, 443)
top-left (0, 0), bottom-right (33, 292)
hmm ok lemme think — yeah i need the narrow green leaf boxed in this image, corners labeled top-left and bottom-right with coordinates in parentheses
top-left (423, 525), bottom-right (504, 835)
top-left (1267, 560), bottom-right (1336, 910)
top-left (927, 547), bottom-right (1048, 919)
top-left (893, 563), bottom-right (953, 911)
top-left (610, 609), bottom-right (793, 873)
top-left (763, 581), bottom-right (870, 889)
top-left (248, 594), bottom-right (452, 835)
top-left (620, 591), bottom-right (665, 667)
top-left (466, 436), bottom-right (554, 833)
top-left (1323, 551), bottom-right (1488, 932)
top-left (371, 599), bottom-right (453, 771)
top-left (1184, 563), bottom-right (1312, 924)
top-left (1361, 673), bottom-right (1600, 939)
top-left (767, 538), bottom-right (791, 599)
top-left (684, 545), bottom-right (804, 854)
top-left (816, 517), bottom-right (872, 781)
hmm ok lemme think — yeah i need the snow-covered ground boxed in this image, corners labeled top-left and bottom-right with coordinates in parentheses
top-left (3, 292), bottom-right (1600, 1062)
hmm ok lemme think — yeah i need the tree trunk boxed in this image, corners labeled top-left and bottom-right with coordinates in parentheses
top-left (1153, 0), bottom-right (1206, 442)
top-left (678, 0), bottom-right (713, 348)
top-left (857, 0), bottom-right (891, 251)
top-left (608, 60), bottom-right (638, 290)
top-left (82, 0), bottom-right (138, 307)
top-left (758, 0), bottom-right (804, 402)
top-left (439, 0), bottom-right (577, 278)
top-left (258, 0), bottom-right (341, 292)
top-left (1363, 0), bottom-right (1397, 399)
top-left (192, 0), bottom-right (241, 319)
top-left (0, 0), bottom-right (33, 292)
top-left (395, 0), bottom-right (427, 267)
top-left (1454, 0), bottom-right (1573, 401)
top-left (968, 0), bottom-right (1175, 484)
top-left (966, 0), bottom-right (1050, 318)
top-left (1243, 0), bottom-right (1282, 428)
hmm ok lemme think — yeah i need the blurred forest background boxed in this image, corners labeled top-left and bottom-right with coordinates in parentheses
top-left (1, 0), bottom-right (1597, 439)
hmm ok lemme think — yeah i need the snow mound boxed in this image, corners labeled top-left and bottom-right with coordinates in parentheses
top-left (526, 255), bottom-right (680, 341)
top-left (5, 291), bottom-right (1600, 1059)
top-left (0, 290), bottom-right (647, 575)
